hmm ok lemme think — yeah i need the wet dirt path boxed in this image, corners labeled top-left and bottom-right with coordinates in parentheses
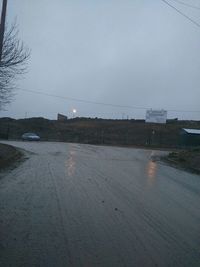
top-left (0, 141), bottom-right (199, 267)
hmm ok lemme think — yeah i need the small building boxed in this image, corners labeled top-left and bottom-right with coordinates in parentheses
top-left (180, 128), bottom-right (200, 147)
top-left (57, 113), bottom-right (68, 121)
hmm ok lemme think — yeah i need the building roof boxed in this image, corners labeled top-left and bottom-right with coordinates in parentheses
top-left (182, 128), bottom-right (200, 135)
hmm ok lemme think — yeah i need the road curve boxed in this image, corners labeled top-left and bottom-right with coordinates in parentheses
top-left (0, 141), bottom-right (199, 267)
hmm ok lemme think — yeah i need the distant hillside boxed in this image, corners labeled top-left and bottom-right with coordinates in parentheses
top-left (0, 117), bottom-right (200, 148)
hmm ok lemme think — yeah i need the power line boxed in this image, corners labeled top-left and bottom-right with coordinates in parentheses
top-left (19, 88), bottom-right (200, 113)
top-left (19, 88), bottom-right (147, 110)
top-left (170, 0), bottom-right (200, 10)
top-left (160, 0), bottom-right (200, 28)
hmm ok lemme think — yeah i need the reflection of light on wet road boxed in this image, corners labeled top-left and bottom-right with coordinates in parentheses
top-left (146, 160), bottom-right (157, 186)
top-left (66, 151), bottom-right (76, 176)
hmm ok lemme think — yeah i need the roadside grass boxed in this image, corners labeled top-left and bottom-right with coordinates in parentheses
top-left (165, 147), bottom-right (200, 174)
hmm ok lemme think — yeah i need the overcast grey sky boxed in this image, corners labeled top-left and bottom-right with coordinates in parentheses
top-left (1, 0), bottom-right (200, 119)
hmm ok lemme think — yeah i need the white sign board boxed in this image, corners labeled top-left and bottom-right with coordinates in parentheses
top-left (145, 109), bottom-right (167, 124)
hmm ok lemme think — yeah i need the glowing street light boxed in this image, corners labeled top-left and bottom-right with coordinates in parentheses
top-left (72, 108), bottom-right (77, 118)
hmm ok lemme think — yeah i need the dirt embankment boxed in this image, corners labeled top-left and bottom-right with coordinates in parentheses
top-left (0, 143), bottom-right (23, 170)
top-left (165, 148), bottom-right (200, 174)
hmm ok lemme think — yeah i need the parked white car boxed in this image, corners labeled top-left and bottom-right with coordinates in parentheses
top-left (22, 133), bottom-right (40, 141)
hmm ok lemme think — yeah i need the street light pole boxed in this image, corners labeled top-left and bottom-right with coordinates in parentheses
top-left (0, 0), bottom-right (7, 62)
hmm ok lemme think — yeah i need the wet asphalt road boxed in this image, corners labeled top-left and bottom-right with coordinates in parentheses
top-left (0, 141), bottom-right (200, 267)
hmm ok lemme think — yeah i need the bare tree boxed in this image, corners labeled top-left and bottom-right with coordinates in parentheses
top-left (0, 0), bottom-right (29, 110)
top-left (0, 21), bottom-right (30, 110)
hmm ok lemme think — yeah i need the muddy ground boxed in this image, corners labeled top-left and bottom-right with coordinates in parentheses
top-left (0, 143), bottom-right (22, 170)
top-left (165, 148), bottom-right (200, 174)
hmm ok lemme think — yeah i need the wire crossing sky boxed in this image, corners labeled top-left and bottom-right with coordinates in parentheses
top-left (19, 88), bottom-right (200, 114)
top-left (160, 0), bottom-right (200, 27)
top-left (169, 0), bottom-right (200, 10)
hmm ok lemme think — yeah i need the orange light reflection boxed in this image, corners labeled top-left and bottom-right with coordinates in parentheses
top-left (146, 160), bottom-right (157, 186)
top-left (66, 151), bottom-right (76, 177)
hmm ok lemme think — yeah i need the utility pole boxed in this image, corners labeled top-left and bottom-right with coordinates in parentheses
top-left (0, 0), bottom-right (7, 62)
